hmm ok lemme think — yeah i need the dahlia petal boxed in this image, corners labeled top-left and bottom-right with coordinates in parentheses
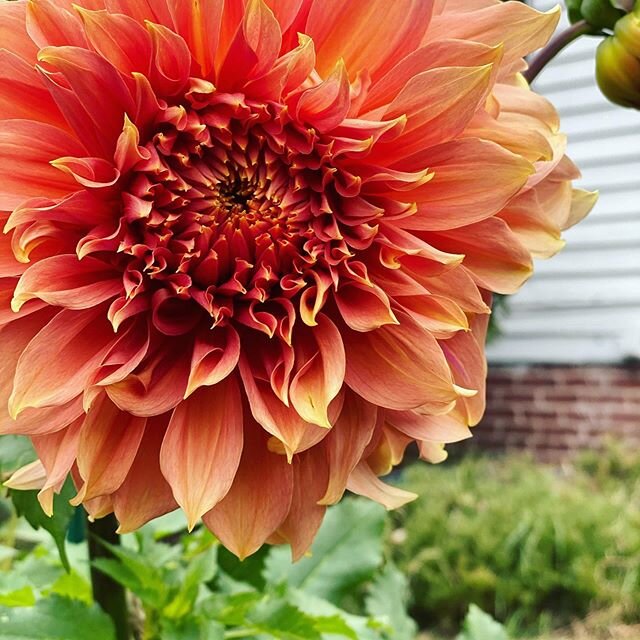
top-left (381, 65), bottom-right (494, 158)
top-left (75, 7), bottom-right (153, 76)
top-left (428, 217), bottom-right (533, 294)
top-left (9, 306), bottom-right (117, 418)
top-left (166, 0), bottom-right (224, 77)
top-left (294, 59), bottom-right (350, 133)
top-left (5, 192), bottom-right (114, 235)
top-left (5, 460), bottom-right (47, 493)
top-left (0, 120), bottom-right (84, 210)
top-left (306, 0), bottom-right (433, 80)
top-left (239, 351), bottom-right (328, 458)
top-left (425, 4), bottom-right (560, 77)
top-left (261, 0), bottom-right (302, 32)
top-left (106, 340), bottom-right (191, 417)
top-left (418, 441), bottom-right (448, 464)
top-left (113, 415), bottom-right (178, 533)
top-left (186, 325), bottom-right (240, 398)
top-left (160, 377), bottom-right (244, 530)
top-left (271, 449), bottom-right (329, 561)
top-left (387, 410), bottom-right (472, 443)
top-left (334, 281), bottom-right (398, 332)
top-left (218, 0), bottom-right (282, 90)
top-left (568, 189), bottom-right (598, 229)
top-left (290, 315), bottom-right (345, 429)
top-left (0, 50), bottom-right (67, 127)
top-left (37, 46), bottom-right (136, 155)
top-left (146, 21), bottom-right (192, 97)
top-left (366, 425), bottom-right (412, 476)
top-left (114, 115), bottom-right (150, 174)
top-left (72, 394), bottom-right (146, 505)
top-left (319, 392), bottom-right (378, 505)
top-left (0, 0), bottom-right (38, 62)
top-left (439, 311), bottom-right (489, 427)
top-left (0, 397), bottom-right (84, 437)
top-left (32, 416), bottom-right (83, 515)
top-left (26, 0), bottom-right (88, 49)
top-left (498, 190), bottom-right (566, 260)
top-left (0, 235), bottom-right (26, 278)
top-left (84, 494), bottom-right (115, 521)
top-left (91, 317), bottom-right (150, 388)
top-left (12, 255), bottom-right (122, 312)
top-left (363, 39), bottom-right (502, 114)
top-left (244, 33), bottom-right (315, 101)
top-left (103, 0), bottom-right (174, 27)
top-left (344, 311), bottom-right (458, 412)
top-left (0, 278), bottom-right (45, 326)
top-left (204, 425), bottom-right (294, 560)
top-left (346, 461), bottom-right (417, 510)
top-left (419, 266), bottom-right (490, 315)
top-left (395, 138), bottom-right (533, 230)
top-left (397, 293), bottom-right (469, 337)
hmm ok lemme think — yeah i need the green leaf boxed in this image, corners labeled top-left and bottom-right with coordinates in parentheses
top-left (313, 615), bottom-right (359, 639)
top-left (365, 563), bottom-right (418, 640)
top-left (161, 618), bottom-right (225, 640)
top-left (200, 591), bottom-right (263, 627)
top-left (0, 586), bottom-right (36, 608)
top-left (218, 544), bottom-right (269, 590)
top-left (0, 596), bottom-right (116, 640)
top-left (264, 499), bottom-right (386, 603)
top-left (46, 571), bottom-right (92, 604)
top-left (0, 435), bottom-right (36, 477)
top-left (163, 545), bottom-right (218, 619)
top-left (288, 590), bottom-right (384, 640)
top-left (456, 605), bottom-right (510, 640)
top-left (9, 479), bottom-right (75, 571)
top-left (92, 556), bottom-right (167, 608)
top-left (249, 599), bottom-right (322, 640)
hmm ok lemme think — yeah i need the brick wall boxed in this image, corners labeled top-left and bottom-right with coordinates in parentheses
top-left (473, 365), bottom-right (640, 462)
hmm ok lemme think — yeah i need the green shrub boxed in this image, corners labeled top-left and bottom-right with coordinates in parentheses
top-left (389, 450), bottom-right (640, 636)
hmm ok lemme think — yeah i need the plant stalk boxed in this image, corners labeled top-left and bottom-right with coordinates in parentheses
top-left (524, 20), bottom-right (596, 84)
top-left (88, 513), bottom-right (131, 640)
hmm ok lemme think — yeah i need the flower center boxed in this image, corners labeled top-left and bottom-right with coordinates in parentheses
top-left (103, 89), bottom-right (378, 336)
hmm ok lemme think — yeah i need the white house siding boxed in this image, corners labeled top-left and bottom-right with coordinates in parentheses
top-left (486, 1), bottom-right (640, 365)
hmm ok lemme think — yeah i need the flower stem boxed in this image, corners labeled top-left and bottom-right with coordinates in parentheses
top-left (88, 513), bottom-right (131, 640)
top-left (524, 20), bottom-right (596, 84)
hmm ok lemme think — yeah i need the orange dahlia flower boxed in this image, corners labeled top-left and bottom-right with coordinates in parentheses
top-left (1, 0), bottom-right (595, 559)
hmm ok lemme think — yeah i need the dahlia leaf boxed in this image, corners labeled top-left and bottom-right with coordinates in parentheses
top-left (247, 600), bottom-right (322, 640)
top-left (163, 545), bottom-right (218, 619)
top-left (0, 596), bottom-right (115, 640)
top-left (263, 498), bottom-right (386, 604)
top-left (312, 615), bottom-right (359, 640)
top-left (217, 544), bottom-right (269, 590)
top-left (365, 562), bottom-right (418, 640)
top-left (91, 542), bottom-right (169, 608)
top-left (456, 605), bottom-right (510, 640)
top-left (9, 478), bottom-right (75, 572)
top-left (0, 586), bottom-right (36, 608)
top-left (160, 618), bottom-right (225, 640)
top-left (0, 435), bottom-right (35, 476)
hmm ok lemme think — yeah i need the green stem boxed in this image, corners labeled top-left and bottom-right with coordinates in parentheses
top-left (523, 20), bottom-right (596, 84)
top-left (88, 514), bottom-right (131, 640)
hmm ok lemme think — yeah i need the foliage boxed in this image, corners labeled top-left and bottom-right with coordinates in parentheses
top-left (457, 605), bottom-right (510, 640)
top-left (390, 448), bottom-right (640, 636)
top-left (0, 438), bottom-right (417, 640)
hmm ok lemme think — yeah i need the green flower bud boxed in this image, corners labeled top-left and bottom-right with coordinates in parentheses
top-left (581, 0), bottom-right (626, 30)
top-left (596, 30), bottom-right (640, 107)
